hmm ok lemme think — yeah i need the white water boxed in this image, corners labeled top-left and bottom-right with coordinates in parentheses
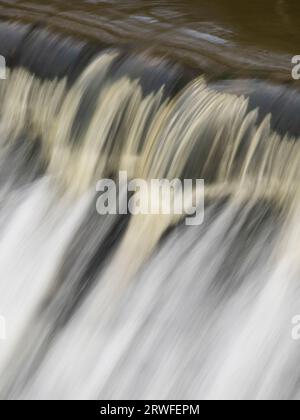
top-left (0, 50), bottom-right (299, 399)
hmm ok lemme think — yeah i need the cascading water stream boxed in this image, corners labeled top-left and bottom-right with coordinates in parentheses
top-left (0, 8), bottom-right (299, 399)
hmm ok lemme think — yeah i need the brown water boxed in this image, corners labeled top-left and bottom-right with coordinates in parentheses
top-left (0, 0), bottom-right (298, 81)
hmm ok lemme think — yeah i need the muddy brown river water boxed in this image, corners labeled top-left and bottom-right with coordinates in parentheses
top-left (0, 0), bottom-right (298, 80)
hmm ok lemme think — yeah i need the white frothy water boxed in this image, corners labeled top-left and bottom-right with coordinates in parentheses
top-left (0, 50), bottom-right (299, 400)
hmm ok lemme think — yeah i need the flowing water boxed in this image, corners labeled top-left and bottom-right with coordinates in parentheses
top-left (0, 0), bottom-right (300, 400)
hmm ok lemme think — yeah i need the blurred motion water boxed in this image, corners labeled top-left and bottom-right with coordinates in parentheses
top-left (0, 0), bottom-right (299, 400)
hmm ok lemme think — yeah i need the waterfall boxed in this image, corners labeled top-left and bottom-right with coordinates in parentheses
top-left (0, 20), bottom-right (299, 400)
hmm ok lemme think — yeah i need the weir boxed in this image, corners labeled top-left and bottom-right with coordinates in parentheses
top-left (0, 0), bottom-right (299, 401)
